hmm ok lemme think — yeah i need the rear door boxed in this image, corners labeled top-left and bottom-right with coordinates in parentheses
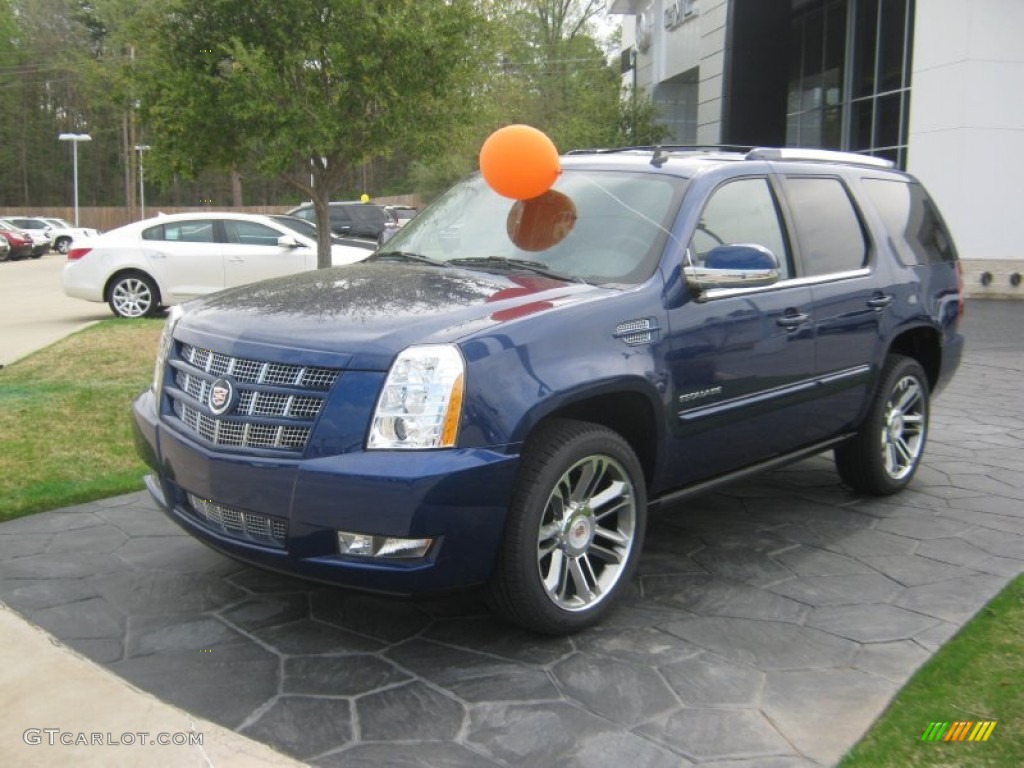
top-left (663, 174), bottom-right (818, 482)
top-left (777, 173), bottom-right (889, 436)
top-left (140, 219), bottom-right (224, 301)
top-left (222, 219), bottom-right (315, 286)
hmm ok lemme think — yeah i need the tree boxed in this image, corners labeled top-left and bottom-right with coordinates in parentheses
top-left (132, 0), bottom-right (485, 267)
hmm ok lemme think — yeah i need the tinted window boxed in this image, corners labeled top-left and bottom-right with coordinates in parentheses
top-left (784, 177), bottom-right (867, 275)
top-left (861, 179), bottom-right (956, 265)
top-left (348, 205), bottom-right (384, 226)
top-left (143, 221), bottom-right (216, 243)
top-left (690, 178), bottom-right (791, 278)
top-left (223, 220), bottom-right (283, 246)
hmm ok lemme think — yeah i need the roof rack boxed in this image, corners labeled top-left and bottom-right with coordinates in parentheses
top-left (745, 147), bottom-right (894, 169)
top-left (566, 145), bottom-right (754, 156)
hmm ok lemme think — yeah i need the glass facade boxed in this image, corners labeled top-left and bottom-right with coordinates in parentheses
top-left (786, 0), bottom-right (915, 167)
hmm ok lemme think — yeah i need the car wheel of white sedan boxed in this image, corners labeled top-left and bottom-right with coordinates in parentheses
top-left (107, 272), bottom-right (159, 318)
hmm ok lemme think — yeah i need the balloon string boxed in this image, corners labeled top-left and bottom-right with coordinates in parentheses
top-left (576, 175), bottom-right (690, 265)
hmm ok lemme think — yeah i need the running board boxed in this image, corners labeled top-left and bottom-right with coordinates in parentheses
top-left (648, 434), bottom-right (854, 511)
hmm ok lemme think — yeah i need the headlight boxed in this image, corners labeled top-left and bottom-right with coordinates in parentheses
top-left (152, 305), bottom-right (184, 398)
top-left (367, 344), bottom-right (465, 450)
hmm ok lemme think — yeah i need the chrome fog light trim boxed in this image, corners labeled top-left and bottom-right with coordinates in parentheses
top-left (337, 531), bottom-right (433, 559)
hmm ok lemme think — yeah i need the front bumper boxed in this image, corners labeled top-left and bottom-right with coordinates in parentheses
top-left (132, 389), bottom-right (519, 595)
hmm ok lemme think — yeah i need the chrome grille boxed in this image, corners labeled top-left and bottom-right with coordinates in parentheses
top-left (165, 343), bottom-right (341, 453)
top-left (180, 343), bottom-right (339, 389)
top-left (186, 493), bottom-right (287, 549)
top-left (173, 401), bottom-right (311, 449)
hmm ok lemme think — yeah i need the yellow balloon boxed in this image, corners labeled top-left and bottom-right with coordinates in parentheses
top-left (360, 193), bottom-right (370, 203)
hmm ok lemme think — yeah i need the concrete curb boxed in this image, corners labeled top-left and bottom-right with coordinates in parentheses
top-left (0, 604), bottom-right (306, 768)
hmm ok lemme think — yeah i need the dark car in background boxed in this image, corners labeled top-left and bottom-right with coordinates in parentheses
top-left (134, 147), bottom-right (963, 635)
top-left (286, 201), bottom-right (388, 240)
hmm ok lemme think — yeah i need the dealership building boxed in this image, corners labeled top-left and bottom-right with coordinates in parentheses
top-left (609, 0), bottom-right (1023, 296)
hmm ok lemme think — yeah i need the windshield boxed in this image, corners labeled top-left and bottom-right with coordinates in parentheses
top-left (379, 170), bottom-right (687, 285)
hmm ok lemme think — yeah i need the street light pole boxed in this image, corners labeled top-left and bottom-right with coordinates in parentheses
top-left (134, 145), bottom-right (151, 220)
top-left (58, 133), bottom-right (93, 226)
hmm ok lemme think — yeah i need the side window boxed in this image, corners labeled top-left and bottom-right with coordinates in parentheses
top-left (161, 221), bottom-right (216, 243)
top-left (784, 177), bottom-right (868, 276)
top-left (329, 208), bottom-right (353, 228)
top-left (689, 177), bottom-right (791, 278)
top-left (293, 207), bottom-right (315, 222)
top-left (142, 225), bottom-right (164, 241)
top-left (861, 179), bottom-right (957, 265)
top-left (223, 221), bottom-right (284, 247)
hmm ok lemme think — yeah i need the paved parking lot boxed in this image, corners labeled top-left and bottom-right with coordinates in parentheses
top-left (0, 251), bottom-right (109, 366)
top-left (0, 301), bottom-right (1021, 766)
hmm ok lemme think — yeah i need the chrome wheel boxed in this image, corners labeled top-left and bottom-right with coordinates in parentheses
top-left (489, 419), bottom-right (647, 634)
top-left (55, 238), bottom-right (71, 255)
top-left (835, 354), bottom-right (930, 496)
top-left (880, 374), bottom-right (926, 480)
top-left (536, 454), bottom-right (637, 613)
top-left (109, 274), bottom-right (158, 318)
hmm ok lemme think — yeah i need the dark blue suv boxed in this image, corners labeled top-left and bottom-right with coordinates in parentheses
top-left (133, 147), bottom-right (963, 634)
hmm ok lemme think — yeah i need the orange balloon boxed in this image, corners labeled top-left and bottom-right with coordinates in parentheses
top-left (506, 190), bottom-right (577, 252)
top-left (480, 125), bottom-right (560, 200)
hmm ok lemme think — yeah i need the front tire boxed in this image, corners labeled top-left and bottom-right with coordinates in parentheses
top-left (107, 272), bottom-right (159, 318)
top-left (835, 354), bottom-right (930, 496)
top-left (55, 237), bottom-right (72, 255)
top-left (489, 419), bottom-right (646, 635)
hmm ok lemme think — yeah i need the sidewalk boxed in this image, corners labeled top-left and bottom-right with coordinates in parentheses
top-left (0, 604), bottom-right (304, 767)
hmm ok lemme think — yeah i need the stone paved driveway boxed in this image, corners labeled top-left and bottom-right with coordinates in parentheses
top-left (1, 301), bottom-right (1022, 767)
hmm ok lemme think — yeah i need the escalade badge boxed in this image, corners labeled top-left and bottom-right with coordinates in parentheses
top-left (208, 378), bottom-right (236, 416)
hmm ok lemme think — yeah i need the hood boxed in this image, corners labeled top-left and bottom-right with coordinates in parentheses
top-left (176, 263), bottom-right (607, 370)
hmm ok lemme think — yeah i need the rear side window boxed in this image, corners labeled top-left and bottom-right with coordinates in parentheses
top-left (784, 177), bottom-right (868, 276)
top-left (328, 207), bottom-right (353, 225)
top-left (861, 179), bottom-right (957, 265)
top-left (348, 205), bottom-right (384, 226)
top-left (143, 221), bottom-right (216, 243)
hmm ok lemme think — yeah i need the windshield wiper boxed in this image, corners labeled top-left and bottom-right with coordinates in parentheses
top-left (369, 251), bottom-right (448, 267)
top-left (448, 256), bottom-right (586, 284)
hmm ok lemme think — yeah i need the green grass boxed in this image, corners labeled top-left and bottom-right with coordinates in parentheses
top-left (0, 318), bottom-right (163, 521)
top-left (840, 573), bottom-right (1024, 767)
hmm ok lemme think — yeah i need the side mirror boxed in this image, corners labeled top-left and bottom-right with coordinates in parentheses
top-left (277, 235), bottom-right (302, 248)
top-left (685, 243), bottom-right (781, 295)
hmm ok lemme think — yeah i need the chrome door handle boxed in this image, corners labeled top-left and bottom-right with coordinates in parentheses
top-left (777, 312), bottom-right (809, 329)
top-left (867, 294), bottom-right (893, 309)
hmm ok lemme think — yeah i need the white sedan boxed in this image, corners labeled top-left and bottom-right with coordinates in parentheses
top-left (39, 217), bottom-right (101, 255)
top-left (61, 212), bottom-right (375, 318)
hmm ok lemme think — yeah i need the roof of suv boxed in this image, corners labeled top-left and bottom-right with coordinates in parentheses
top-left (560, 145), bottom-right (902, 178)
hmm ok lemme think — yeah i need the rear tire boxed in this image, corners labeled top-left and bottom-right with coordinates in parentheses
top-left (489, 419), bottom-right (646, 635)
top-left (835, 354), bottom-right (929, 496)
top-left (107, 272), bottom-right (160, 318)
top-left (55, 237), bottom-right (72, 255)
